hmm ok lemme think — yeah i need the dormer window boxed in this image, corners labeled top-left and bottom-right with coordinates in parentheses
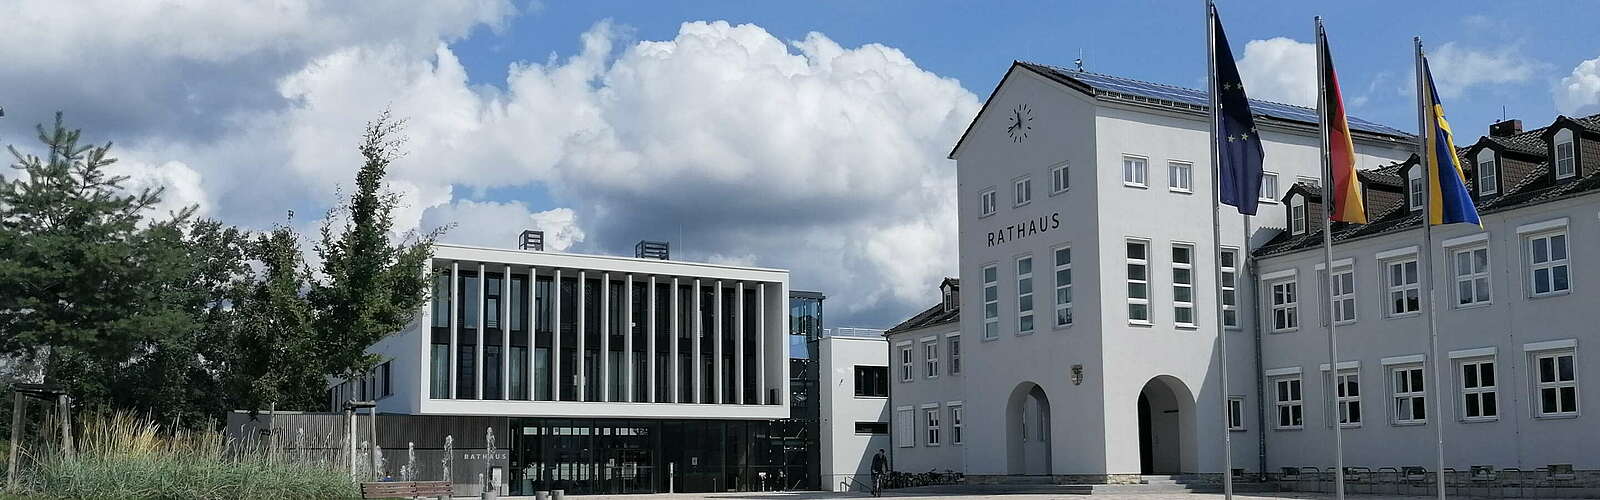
top-left (1554, 128), bottom-right (1576, 179)
top-left (1407, 167), bottom-right (1424, 211)
top-left (1475, 149), bottom-right (1498, 196)
top-left (1290, 196), bottom-right (1307, 234)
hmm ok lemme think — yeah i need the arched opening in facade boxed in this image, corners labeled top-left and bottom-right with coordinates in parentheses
top-left (1136, 375), bottom-right (1197, 474)
top-left (1005, 381), bottom-right (1052, 475)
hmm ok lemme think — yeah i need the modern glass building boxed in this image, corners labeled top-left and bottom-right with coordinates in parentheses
top-left (331, 243), bottom-right (835, 495)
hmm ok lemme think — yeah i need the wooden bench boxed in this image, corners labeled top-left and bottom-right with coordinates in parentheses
top-left (359, 481), bottom-right (452, 499)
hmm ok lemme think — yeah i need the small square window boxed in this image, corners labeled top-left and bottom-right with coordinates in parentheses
top-left (1259, 172), bottom-right (1280, 202)
top-left (1014, 178), bottom-right (1032, 206)
top-left (979, 189), bottom-right (997, 217)
top-left (1123, 156), bottom-right (1148, 187)
top-left (1168, 161), bottom-right (1193, 192)
top-left (1050, 163), bottom-right (1070, 194)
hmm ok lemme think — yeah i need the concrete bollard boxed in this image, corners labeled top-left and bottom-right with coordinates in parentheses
top-left (534, 491), bottom-right (549, 500)
top-left (552, 489), bottom-right (565, 500)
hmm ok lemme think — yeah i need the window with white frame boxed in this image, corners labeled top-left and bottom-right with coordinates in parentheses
top-left (949, 405), bottom-right (964, 444)
top-left (1017, 256), bottom-right (1035, 334)
top-left (1221, 249), bottom-right (1239, 328)
top-left (1407, 167), bottom-right (1423, 211)
top-left (983, 265), bottom-right (999, 340)
top-left (1169, 161), bottom-right (1193, 192)
top-left (1054, 247), bottom-right (1073, 327)
top-left (895, 408), bottom-right (914, 448)
top-left (1123, 156), bottom-right (1148, 187)
top-left (1322, 268), bottom-right (1356, 325)
top-left (924, 341), bottom-right (939, 378)
top-left (1392, 365), bottom-right (1427, 424)
top-left (1270, 279), bottom-right (1298, 332)
top-left (1333, 370), bottom-right (1361, 427)
top-left (1554, 129), bottom-right (1576, 179)
top-left (1477, 151), bottom-right (1498, 195)
top-left (1051, 162), bottom-right (1069, 194)
top-left (1273, 376), bottom-right (1303, 429)
top-left (1454, 246), bottom-right (1492, 307)
top-left (1260, 172), bottom-right (1280, 202)
top-left (1527, 232), bottom-right (1570, 296)
top-left (1534, 350), bottom-right (1578, 417)
top-left (1172, 244), bottom-right (1195, 327)
top-left (980, 189), bottom-right (997, 217)
top-left (948, 335), bottom-right (961, 375)
top-left (1227, 397), bottom-right (1246, 430)
top-left (924, 406), bottom-right (942, 446)
top-left (1386, 258), bottom-right (1421, 316)
top-left (1459, 358), bottom-right (1497, 421)
top-left (898, 345), bottom-right (913, 382)
top-left (1290, 196), bottom-right (1307, 234)
top-left (1127, 240), bottom-right (1150, 323)
top-left (1015, 177), bottom-right (1032, 206)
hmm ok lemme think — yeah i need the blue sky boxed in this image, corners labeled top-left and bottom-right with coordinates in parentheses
top-left (3, 1), bottom-right (1597, 328)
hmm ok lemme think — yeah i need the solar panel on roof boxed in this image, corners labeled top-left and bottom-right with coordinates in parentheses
top-left (1038, 65), bottom-right (1410, 137)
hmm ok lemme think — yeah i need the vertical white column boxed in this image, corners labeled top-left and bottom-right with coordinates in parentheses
top-left (757, 284), bottom-right (766, 404)
top-left (714, 281), bottom-right (724, 404)
top-left (577, 270), bottom-right (587, 401)
top-left (528, 266), bottom-right (537, 400)
top-left (551, 269), bottom-right (562, 400)
top-left (670, 277), bottom-right (680, 403)
top-left (600, 272), bottom-right (610, 402)
top-left (502, 264), bottom-right (511, 400)
top-left (692, 278), bottom-right (702, 404)
top-left (736, 282), bottom-right (745, 405)
top-left (624, 274), bottom-right (635, 403)
top-left (475, 263), bottom-right (485, 399)
top-left (647, 275), bottom-right (657, 403)
top-left (449, 261), bottom-right (459, 399)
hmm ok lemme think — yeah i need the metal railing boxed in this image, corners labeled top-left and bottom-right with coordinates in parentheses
top-left (823, 327), bottom-right (886, 339)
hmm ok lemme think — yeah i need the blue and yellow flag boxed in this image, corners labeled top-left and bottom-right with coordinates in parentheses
top-left (1422, 59), bottom-right (1480, 226)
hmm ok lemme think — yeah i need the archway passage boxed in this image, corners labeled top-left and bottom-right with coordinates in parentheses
top-left (1136, 376), bottom-right (1196, 475)
top-left (1004, 382), bottom-right (1052, 475)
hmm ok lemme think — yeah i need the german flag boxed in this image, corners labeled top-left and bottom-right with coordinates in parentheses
top-left (1320, 30), bottom-right (1367, 224)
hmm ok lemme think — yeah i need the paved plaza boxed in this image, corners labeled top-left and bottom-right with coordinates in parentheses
top-left (488, 492), bottom-right (1555, 500)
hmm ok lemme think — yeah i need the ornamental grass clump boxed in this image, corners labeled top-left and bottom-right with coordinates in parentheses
top-left (24, 412), bottom-right (356, 500)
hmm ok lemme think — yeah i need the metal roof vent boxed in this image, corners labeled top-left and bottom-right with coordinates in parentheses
top-left (635, 240), bottom-right (669, 260)
top-left (519, 230), bottom-right (544, 251)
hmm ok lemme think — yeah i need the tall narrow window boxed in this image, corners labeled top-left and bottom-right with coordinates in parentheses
top-left (1227, 397), bottom-right (1245, 430)
top-left (1334, 370), bottom-right (1361, 427)
top-left (1477, 157), bottom-right (1498, 195)
top-left (949, 405), bottom-right (964, 445)
top-left (1015, 177), bottom-right (1032, 206)
top-left (1259, 172), bottom-right (1280, 202)
top-left (1535, 351), bottom-right (1578, 417)
top-left (899, 346), bottom-right (913, 383)
top-left (924, 407), bottom-right (942, 446)
top-left (980, 189), bottom-right (997, 217)
top-left (1127, 240), bottom-right (1150, 323)
top-left (1270, 280), bottom-right (1298, 332)
top-left (1460, 358), bottom-right (1497, 421)
top-left (1221, 250), bottom-right (1239, 328)
top-left (1054, 247), bottom-right (1072, 327)
top-left (1172, 244), bottom-right (1195, 327)
top-left (1387, 259), bottom-right (1421, 316)
top-left (1274, 377), bottom-right (1303, 429)
top-left (432, 271), bottom-right (451, 328)
top-left (1290, 197), bottom-right (1307, 234)
top-left (1454, 247), bottom-right (1492, 307)
top-left (924, 341), bottom-right (939, 378)
top-left (1017, 256), bottom-right (1035, 334)
top-left (1528, 232), bottom-right (1571, 296)
top-left (1168, 161), bottom-right (1193, 192)
top-left (1407, 168), bottom-right (1423, 211)
top-left (1392, 365), bottom-right (1427, 424)
top-left (1050, 162), bottom-right (1070, 194)
top-left (982, 265), bottom-right (1000, 340)
top-left (948, 336), bottom-right (961, 375)
top-left (1554, 130), bottom-right (1576, 179)
top-left (1326, 268), bottom-right (1356, 324)
top-left (1123, 156), bottom-right (1148, 187)
top-left (895, 408), bottom-right (915, 448)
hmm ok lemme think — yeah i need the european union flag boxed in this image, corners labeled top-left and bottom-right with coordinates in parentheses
top-left (1211, 5), bottom-right (1265, 215)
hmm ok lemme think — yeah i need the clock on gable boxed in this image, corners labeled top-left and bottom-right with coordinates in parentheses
top-left (1006, 103), bottom-right (1033, 143)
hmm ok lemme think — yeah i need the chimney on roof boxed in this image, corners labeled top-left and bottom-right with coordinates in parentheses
top-left (635, 240), bottom-right (669, 260)
top-left (1489, 119), bottom-right (1522, 138)
top-left (519, 230), bottom-right (544, 251)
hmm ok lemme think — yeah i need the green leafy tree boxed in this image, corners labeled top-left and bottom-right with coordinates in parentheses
top-left (309, 111), bottom-right (443, 386)
top-left (220, 218), bottom-right (325, 413)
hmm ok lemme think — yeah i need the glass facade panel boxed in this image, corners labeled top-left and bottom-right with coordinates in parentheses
top-left (511, 418), bottom-right (810, 495)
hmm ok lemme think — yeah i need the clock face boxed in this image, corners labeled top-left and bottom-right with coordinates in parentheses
top-left (1006, 103), bottom-right (1033, 143)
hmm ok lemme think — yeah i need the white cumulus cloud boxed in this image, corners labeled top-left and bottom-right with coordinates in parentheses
top-left (1555, 56), bottom-right (1600, 116)
top-left (1236, 38), bottom-right (1317, 107)
top-left (1427, 42), bottom-right (1541, 99)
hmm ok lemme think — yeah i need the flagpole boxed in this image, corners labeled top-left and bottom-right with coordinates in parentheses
top-left (1314, 17), bottom-right (1346, 500)
top-left (1204, 2), bottom-right (1234, 498)
top-left (1412, 37), bottom-right (1449, 500)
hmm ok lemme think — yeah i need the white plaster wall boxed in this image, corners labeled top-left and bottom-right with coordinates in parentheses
top-left (819, 336), bottom-right (892, 491)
